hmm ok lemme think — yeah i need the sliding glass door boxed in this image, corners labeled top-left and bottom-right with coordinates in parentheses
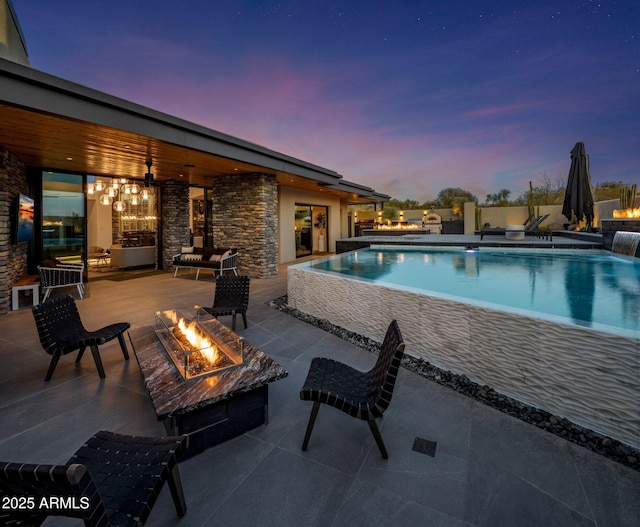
top-left (295, 205), bottom-right (312, 257)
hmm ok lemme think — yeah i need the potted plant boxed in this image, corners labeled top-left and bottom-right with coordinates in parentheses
top-left (315, 212), bottom-right (326, 252)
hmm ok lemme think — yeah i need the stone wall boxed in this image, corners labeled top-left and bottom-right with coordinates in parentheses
top-left (211, 174), bottom-right (278, 278)
top-left (160, 181), bottom-right (191, 269)
top-left (601, 219), bottom-right (640, 254)
top-left (0, 146), bottom-right (28, 315)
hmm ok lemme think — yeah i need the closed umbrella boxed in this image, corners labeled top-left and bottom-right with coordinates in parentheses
top-left (562, 142), bottom-right (595, 230)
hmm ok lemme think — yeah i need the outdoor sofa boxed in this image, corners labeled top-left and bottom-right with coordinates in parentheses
top-left (172, 246), bottom-right (238, 280)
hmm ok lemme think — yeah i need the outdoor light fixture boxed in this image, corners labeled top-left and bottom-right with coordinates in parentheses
top-left (99, 194), bottom-right (112, 206)
top-left (144, 160), bottom-right (154, 188)
top-left (86, 183), bottom-right (95, 195)
top-left (95, 179), bottom-right (105, 192)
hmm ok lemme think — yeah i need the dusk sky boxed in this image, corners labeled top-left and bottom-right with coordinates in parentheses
top-left (16, 1), bottom-right (639, 202)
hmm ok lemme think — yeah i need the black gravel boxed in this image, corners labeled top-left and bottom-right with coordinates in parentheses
top-left (270, 295), bottom-right (639, 471)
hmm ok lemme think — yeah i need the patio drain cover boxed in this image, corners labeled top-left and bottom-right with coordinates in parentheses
top-left (412, 437), bottom-right (437, 457)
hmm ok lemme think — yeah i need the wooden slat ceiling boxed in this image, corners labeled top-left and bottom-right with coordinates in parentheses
top-left (0, 103), bottom-right (374, 202)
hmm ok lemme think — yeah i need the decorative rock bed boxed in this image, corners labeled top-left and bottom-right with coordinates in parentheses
top-left (270, 295), bottom-right (639, 471)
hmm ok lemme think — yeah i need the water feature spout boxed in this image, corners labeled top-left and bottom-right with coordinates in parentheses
top-left (612, 231), bottom-right (640, 257)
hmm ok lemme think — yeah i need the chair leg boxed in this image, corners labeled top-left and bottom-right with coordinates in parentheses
top-left (76, 345), bottom-right (86, 363)
top-left (368, 419), bottom-right (389, 459)
top-left (167, 463), bottom-right (187, 517)
top-left (89, 345), bottom-right (106, 378)
top-left (117, 332), bottom-right (130, 360)
top-left (76, 284), bottom-right (83, 299)
top-left (44, 354), bottom-right (61, 381)
top-left (42, 288), bottom-right (51, 302)
top-left (302, 401), bottom-right (321, 451)
top-left (231, 311), bottom-right (237, 332)
top-left (241, 312), bottom-right (248, 329)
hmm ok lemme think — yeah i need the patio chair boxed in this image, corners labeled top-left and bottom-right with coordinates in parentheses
top-left (479, 213), bottom-right (550, 240)
top-left (0, 430), bottom-right (188, 527)
top-left (32, 295), bottom-right (130, 381)
top-left (201, 275), bottom-right (250, 331)
top-left (299, 320), bottom-right (405, 459)
top-left (38, 260), bottom-right (85, 301)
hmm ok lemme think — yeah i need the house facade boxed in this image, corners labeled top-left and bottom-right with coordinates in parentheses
top-left (0, 1), bottom-right (388, 314)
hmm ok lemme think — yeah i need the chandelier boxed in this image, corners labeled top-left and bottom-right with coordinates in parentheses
top-left (86, 160), bottom-right (154, 207)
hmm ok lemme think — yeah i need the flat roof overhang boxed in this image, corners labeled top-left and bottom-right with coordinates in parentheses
top-left (0, 58), bottom-right (388, 204)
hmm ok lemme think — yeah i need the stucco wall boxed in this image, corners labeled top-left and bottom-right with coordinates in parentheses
top-left (279, 186), bottom-right (344, 264)
top-left (0, 1), bottom-right (29, 66)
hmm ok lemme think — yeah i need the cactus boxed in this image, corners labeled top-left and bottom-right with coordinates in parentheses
top-left (527, 181), bottom-right (535, 221)
top-left (620, 183), bottom-right (637, 210)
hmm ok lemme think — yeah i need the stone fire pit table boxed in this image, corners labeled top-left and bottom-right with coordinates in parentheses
top-left (133, 319), bottom-right (288, 459)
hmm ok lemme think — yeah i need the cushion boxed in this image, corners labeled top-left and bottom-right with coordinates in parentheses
top-left (209, 250), bottom-right (232, 262)
top-left (203, 247), bottom-right (228, 261)
top-left (182, 253), bottom-right (202, 262)
top-left (181, 246), bottom-right (194, 254)
top-left (39, 258), bottom-right (61, 268)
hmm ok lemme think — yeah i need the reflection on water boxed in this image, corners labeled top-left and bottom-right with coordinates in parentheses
top-left (565, 260), bottom-right (595, 326)
top-left (310, 248), bottom-right (640, 333)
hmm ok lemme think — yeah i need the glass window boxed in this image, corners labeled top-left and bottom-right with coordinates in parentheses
top-left (42, 172), bottom-right (85, 263)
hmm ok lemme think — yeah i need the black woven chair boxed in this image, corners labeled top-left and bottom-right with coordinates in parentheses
top-left (0, 430), bottom-right (188, 527)
top-left (32, 294), bottom-right (130, 381)
top-left (201, 275), bottom-right (250, 331)
top-left (300, 320), bottom-right (405, 459)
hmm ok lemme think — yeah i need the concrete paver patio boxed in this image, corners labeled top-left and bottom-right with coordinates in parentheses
top-left (1, 263), bottom-right (638, 526)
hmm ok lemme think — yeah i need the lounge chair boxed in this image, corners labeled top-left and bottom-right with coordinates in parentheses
top-left (0, 430), bottom-right (188, 526)
top-left (200, 275), bottom-right (250, 331)
top-left (38, 260), bottom-right (85, 301)
top-left (32, 294), bottom-right (130, 381)
top-left (299, 320), bottom-right (405, 459)
top-left (480, 214), bottom-right (551, 240)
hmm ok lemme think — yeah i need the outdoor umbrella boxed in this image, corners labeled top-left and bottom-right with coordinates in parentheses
top-left (562, 142), bottom-right (595, 230)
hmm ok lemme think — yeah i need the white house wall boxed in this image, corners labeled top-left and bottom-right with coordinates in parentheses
top-left (279, 186), bottom-right (344, 264)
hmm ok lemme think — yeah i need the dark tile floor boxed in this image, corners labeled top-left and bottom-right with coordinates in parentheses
top-left (1, 264), bottom-right (638, 527)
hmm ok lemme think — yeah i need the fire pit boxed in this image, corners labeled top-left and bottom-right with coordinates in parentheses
top-left (154, 308), bottom-right (244, 380)
top-left (135, 311), bottom-right (288, 458)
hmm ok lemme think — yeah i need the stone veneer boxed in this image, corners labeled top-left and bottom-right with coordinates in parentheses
top-left (211, 173), bottom-right (278, 279)
top-left (601, 218), bottom-right (640, 255)
top-left (161, 181), bottom-right (191, 270)
top-left (288, 264), bottom-right (640, 449)
top-left (0, 147), bottom-right (29, 315)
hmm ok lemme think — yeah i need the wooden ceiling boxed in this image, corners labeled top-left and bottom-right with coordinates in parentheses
top-left (0, 103), bottom-right (373, 201)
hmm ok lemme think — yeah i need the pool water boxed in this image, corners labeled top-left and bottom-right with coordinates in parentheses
top-left (309, 247), bottom-right (640, 333)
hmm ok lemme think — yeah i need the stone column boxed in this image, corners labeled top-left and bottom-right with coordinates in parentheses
top-left (211, 173), bottom-right (278, 278)
top-left (0, 146), bottom-right (29, 315)
top-left (160, 181), bottom-right (190, 270)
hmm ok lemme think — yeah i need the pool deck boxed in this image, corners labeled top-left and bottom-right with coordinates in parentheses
top-left (337, 231), bottom-right (604, 253)
top-left (2, 248), bottom-right (639, 527)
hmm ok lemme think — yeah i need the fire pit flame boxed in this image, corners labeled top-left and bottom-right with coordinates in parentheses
top-left (155, 309), bottom-right (244, 380)
top-left (613, 207), bottom-right (640, 219)
top-left (177, 318), bottom-right (219, 365)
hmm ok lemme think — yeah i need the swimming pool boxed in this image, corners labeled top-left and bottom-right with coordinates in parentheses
top-left (308, 246), bottom-right (640, 335)
top-left (288, 246), bottom-right (640, 448)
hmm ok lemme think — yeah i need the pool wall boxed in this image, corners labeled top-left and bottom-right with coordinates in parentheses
top-left (288, 266), bottom-right (640, 449)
